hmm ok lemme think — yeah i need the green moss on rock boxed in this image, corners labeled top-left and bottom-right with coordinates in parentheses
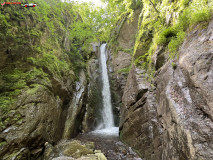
top-left (63, 140), bottom-right (93, 158)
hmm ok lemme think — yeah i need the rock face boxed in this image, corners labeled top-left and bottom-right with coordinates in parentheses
top-left (0, 70), bottom-right (87, 159)
top-left (107, 9), bottom-right (141, 124)
top-left (82, 47), bottom-right (103, 132)
top-left (108, 8), bottom-right (141, 95)
top-left (63, 70), bottom-right (87, 139)
top-left (117, 9), bottom-right (141, 49)
top-left (0, 3), bottom-right (106, 158)
top-left (43, 140), bottom-right (107, 160)
top-left (119, 19), bottom-right (213, 159)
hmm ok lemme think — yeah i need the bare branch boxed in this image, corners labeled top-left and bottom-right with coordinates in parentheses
top-left (149, 0), bottom-right (159, 13)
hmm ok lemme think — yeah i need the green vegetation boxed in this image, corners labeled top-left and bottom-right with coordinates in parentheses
top-left (0, 141), bottom-right (7, 147)
top-left (104, 0), bottom-right (212, 82)
top-left (0, 0), bottom-right (115, 127)
top-left (117, 66), bottom-right (131, 74)
top-left (0, 65), bottom-right (53, 131)
top-left (131, 0), bottom-right (212, 79)
top-left (28, 54), bottom-right (70, 79)
top-left (0, 0), bottom-right (212, 132)
top-left (0, 67), bottom-right (50, 116)
top-left (155, 0), bottom-right (211, 58)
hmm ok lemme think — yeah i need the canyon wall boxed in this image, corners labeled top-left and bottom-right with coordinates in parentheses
top-left (0, 4), bottom-right (101, 159)
top-left (108, 1), bottom-right (213, 159)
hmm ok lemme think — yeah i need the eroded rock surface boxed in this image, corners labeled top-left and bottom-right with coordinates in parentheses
top-left (43, 140), bottom-right (107, 160)
top-left (117, 9), bottom-right (141, 49)
top-left (119, 19), bottom-right (213, 159)
top-left (82, 55), bottom-right (103, 132)
top-left (107, 10), bottom-right (141, 123)
top-left (0, 69), bottom-right (88, 160)
top-left (63, 70), bottom-right (87, 139)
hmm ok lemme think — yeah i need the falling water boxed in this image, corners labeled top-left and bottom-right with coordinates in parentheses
top-left (100, 43), bottom-right (114, 128)
top-left (91, 43), bottom-right (118, 136)
top-left (78, 46), bottom-right (139, 159)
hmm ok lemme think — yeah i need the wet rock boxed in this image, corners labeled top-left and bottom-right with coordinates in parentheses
top-left (63, 70), bottom-right (87, 139)
top-left (0, 68), bottom-right (87, 159)
top-left (63, 141), bottom-right (93, 158)
top-left (76, 132), bottom-right (143, 160)
top-left (119, 19), bottom-right (213, 159)
top-left (110, 51), bottom-right (132, 94)
top-left (152, 46), bottom-right (167, 70)
top-left (43, 140), bottom-right (107, 160)
top-left (179, 20), bottom-right (213, 120)
top-left (86, 142), bottom-right (95, 150)
top-left (107, 50), bottom-right (132, 126)
top-left (82, 56), bottom-right (103, 132)
top-left (43, 142), bottom-right (55, 160)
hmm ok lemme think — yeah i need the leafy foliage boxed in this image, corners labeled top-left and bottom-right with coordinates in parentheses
top-left (131, 0), bottom-right (212, 78)
top-left (28, 54), bottom-right (70, 79)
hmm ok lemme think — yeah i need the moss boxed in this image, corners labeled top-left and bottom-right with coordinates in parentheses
top-left (28, 54), bottom-right (70, 79)
top-left (180, 0), bottom-right (191, 7)
top-left (0, 65), bottom-right (53, 114)
top-left (117, 66), bottom-right (131, 74)
top-left (0, 66), bottom-right (52, 129)
top-left (134, 57), bottom-right (146, 69)
top-left (0, 141), bottom-right (7, 147)
top-left (157, 0), bottom-right (211, 49)
top-left (157, 27), bottom-right (178, 45)
top-left (189, 0), bottom-right (211, 27)
top-left (0, 121), bottom-right (6, 130)
top-left (16, 119), bottom-right (24, 125)
top-left (132, 0), bottom-right (212, 83)
top-left (63, 141), bottom-right (93, 158)
top-left (134, 0), bottom-right (212, 77)
top-left (27, 84), bottom-right (42, 95)
top-left (118, 47), bottom-right (134, 55)
top-left (0, 95), bottom-right (16, 113)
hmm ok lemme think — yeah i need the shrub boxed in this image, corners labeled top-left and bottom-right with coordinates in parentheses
top-left (168, 30), bottom-right (186, 58)
top-left (190, 9), bottom-right (211, 26)
top-left (157, 27), bottom-right (178, 45)
top-left (156, 0), bottom-right (211, 59)
top-left (28, 54), bottom-right (70, 78)
top-left (189, 0), bottom-right (211, 26)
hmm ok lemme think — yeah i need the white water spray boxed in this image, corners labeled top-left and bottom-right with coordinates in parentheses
top-left (100, 43), bottom-right (114, 128)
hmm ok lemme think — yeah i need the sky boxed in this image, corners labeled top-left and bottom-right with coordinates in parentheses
top-left (62, 0), bottom-right (104, 6)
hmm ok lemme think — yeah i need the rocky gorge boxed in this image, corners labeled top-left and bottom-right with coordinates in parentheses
top-left (0, 0), bottom-right (213, 160)
top-left (107, 0), bottom-right (213, 159)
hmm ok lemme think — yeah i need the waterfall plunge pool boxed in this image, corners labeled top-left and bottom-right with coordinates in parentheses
top-left (90, 127), bottom-right (119, 136)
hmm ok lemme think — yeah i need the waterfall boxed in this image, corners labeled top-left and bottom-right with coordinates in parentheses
top-left (100, 43), bottom-right (114, 128)
top-left (91, 43), bottom-right (118, 136)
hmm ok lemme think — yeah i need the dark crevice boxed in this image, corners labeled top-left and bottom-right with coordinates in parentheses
top-left (136, 89), bottom-right (148, 102)
top-left (133, 101), bottom-right (146, 112)
top-left (129, 89), bottom-right (148, 107)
